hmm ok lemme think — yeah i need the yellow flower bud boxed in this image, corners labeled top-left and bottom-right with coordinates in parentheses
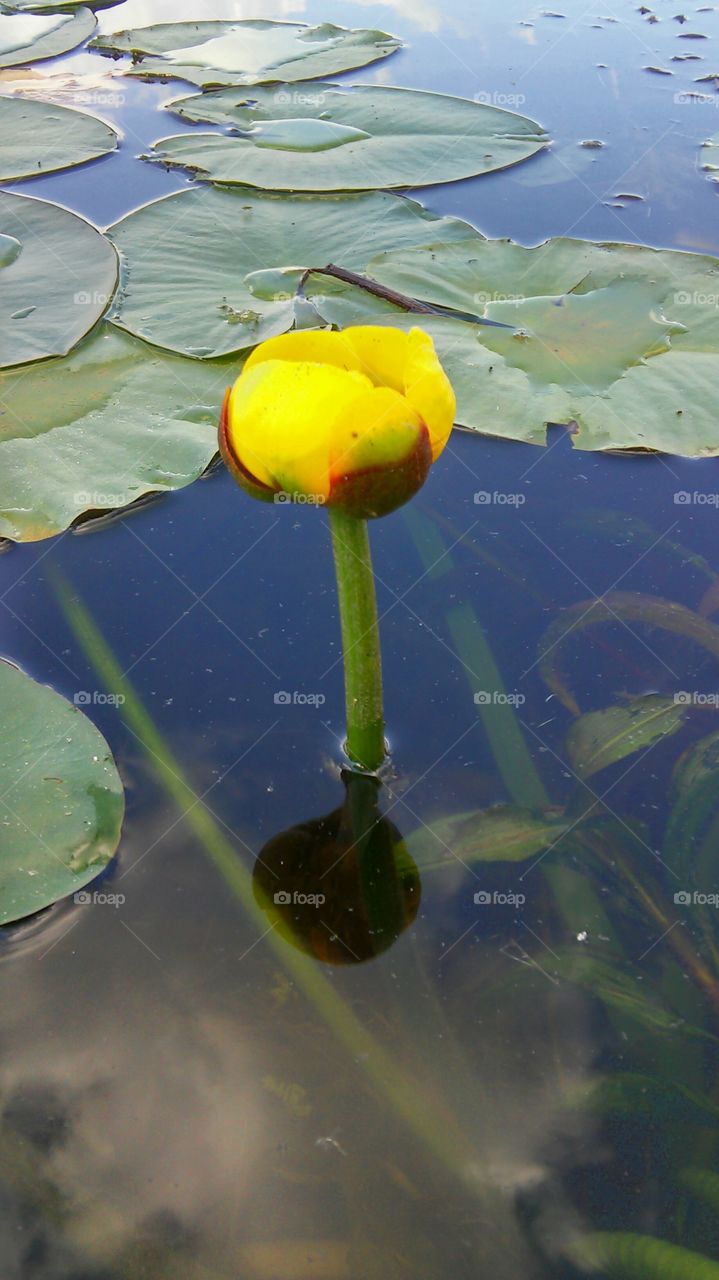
top-left (218, 326), bottom-right (455, 518)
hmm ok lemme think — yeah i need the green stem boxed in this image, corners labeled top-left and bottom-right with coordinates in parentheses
top-left (328, 508), bottom-right (385, 772)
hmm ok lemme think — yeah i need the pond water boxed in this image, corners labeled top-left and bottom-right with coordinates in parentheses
top-left (3, 0), bottom-right (719, 1276)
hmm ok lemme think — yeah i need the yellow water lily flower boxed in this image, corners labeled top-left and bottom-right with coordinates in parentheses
top-left (218, 325), bottom-right (455, 518)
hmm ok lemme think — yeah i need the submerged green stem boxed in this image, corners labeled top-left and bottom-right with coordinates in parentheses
top-left (328, 508), bottom-right (385, 772)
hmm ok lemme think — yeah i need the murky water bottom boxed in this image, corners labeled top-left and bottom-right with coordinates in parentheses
top-left (4, 0), bottom-right (719, 1273)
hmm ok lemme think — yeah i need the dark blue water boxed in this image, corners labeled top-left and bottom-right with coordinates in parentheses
top-left (4, 0), bottom-right (719, 1275)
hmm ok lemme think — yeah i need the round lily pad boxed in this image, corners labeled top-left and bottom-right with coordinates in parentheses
top-left (2, 0), bottom-right (121, 11)
top-left (90, 20), bottom-right (400, 87)
top-left (352, 236), bottom-right (719, 456)
top-left (0, 324), bottom-right (234, 541)
top-left (0, 7), bottom-right (95, 66)
top-left (0, 190), bottom-right (117, 369)
top-left (154, 82), bottom-right (548, 191)
top-left (106, 186), bottom-right (474, 359)
top-left (0, 93), bottom-right (117, 181)
top-left (0, 658), bottom-right (124, 925)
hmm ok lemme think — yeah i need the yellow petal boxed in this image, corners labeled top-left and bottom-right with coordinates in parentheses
top-left (404, 328), bottom-right (456, 460)
top-left (341, 326), bottom-right (411, 393)
top-left (227, 359), bottom-right (372, 498)
top-left (243, 329), bottom-right (366, 377)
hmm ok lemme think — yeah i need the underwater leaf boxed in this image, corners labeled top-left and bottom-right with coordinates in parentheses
top-left (106, 187), bottom-right (474, 360)
top-left (361, 236), bottom-right (719, 455)
top-left (664, 732), bottom-right (719, 882)
top-left (153, 82), bottom-right (548, 191)
top-left (574, 1232), bottom-right (719, 1279)
top-left (582, 1072), bottom-right (719, 1124)
top-left (0, 7), bottom-right (95, 66)
top-left (0, 93), bottom-right (116, 181)
top-left (566, 695), bottom-right (687, 780)
top-left (90, 20), bottom-right (400, 86)
top-left (680, 1168), bottom-right (719, 1212)
top-left (0, 324), bottom-right (233, 541)
top-left (553, 950), bottom-right (710, 1037)
top-left (0, 658), bottom-right (123, 924)
top-left (536, 592), bottom-right (719, 713)
top-left (0, 191), bottom-right (117, 369)
top-left (672, 729), bottom-right (719, 798)
top-left (407, 805), bottom-right (569, 872)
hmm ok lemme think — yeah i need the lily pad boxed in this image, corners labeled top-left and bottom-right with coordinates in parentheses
top-left (2, 0), bottom-right (120, 11)
top-left (0, 658), bottom-right (124, 925)
top-left (356, 236), bottom-right (719, 455)
top-left (0, 324), bottom-right (234, 541)
top-left (0, 7), bottom-right (95, 66)
top-left (90, 20), bottom-right (400, 87)
top-left (0, 190), bottom-right (117, 369)
top-left (154, 82), bottom-right (548, 191)
top-left (566, 695), bottom-right (687, 781)
top-left (0, 93), bottom-right (116, 181)
top-left (106, 186), bottom-right (474, 359)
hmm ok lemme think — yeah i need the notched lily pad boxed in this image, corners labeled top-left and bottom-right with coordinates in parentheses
top-left (106, 186), bottom-right (475, 359)
top-left (0, 7), bottom-right (95, 66)
top-left (90, 20), bottom-right (401, 87)
top-left (0, 190), bottom-right (117, 369)
top-left (154, 82), bottom-right (548, 191)
top-left (0, 324), bottom-right (235, 541)
top-left (0, 659), bottom-right (124, 925)
top-left (0, 93), bottom-right (116, 181)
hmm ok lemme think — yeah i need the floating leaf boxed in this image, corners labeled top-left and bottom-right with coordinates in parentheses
top-left (566, 695), bottom-right (687, 780)
top-left (362, 236), bottom-right (719, 455)
top-left (0, 7), bottom-right (95, 66)
top-left (0, 658), bottom-right (124, 924)
top-left (90, 20), bottom-right (400, 87)
top-left (407, 805), bottom-right (569, 871)
top-left (536, 592), bottom-right (719, 713)
top-left (0, 93), bottom-right (116, 181)
top-left (154, 82), bottom-right (548, 191)
top-left (0, 190), bottom-right (117, 369)
top-left (0, 325), bottom-right (233, 541)
top-left (2, 0), bottom-right (120, 10)
top-left (106, 186), bottom-right (474, 359)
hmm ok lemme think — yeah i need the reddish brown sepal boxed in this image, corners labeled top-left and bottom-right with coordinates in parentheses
top-left (328, 425), bottom-right (433, 519)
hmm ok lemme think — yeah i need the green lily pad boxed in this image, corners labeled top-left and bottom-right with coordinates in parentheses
top-left (0, 324), bottom-right (234, 541)
top-left (153, 82), bottom-right (548, 190)
top-left (566, 695), bottom-right (687, 781)
top-left (0, 93), bottom-right (117, 181)
top-left (106, 186), bottom-right (474, 359)
top-left (0, 7), bottom-right (95, 65)
top-left (0, 658), bottom-right (124, 925)
top-left (354, 235), bottom-right (719, 455)
top-left (1, 0), bottom-right (121, 11)
top-left (90, 20), bottom-right (400, 87)
top-left (0, 191), bottom-right (117, 369)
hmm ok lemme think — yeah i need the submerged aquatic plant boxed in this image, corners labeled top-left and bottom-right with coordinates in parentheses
top-left (219, 324), bottom-right (455, 772)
